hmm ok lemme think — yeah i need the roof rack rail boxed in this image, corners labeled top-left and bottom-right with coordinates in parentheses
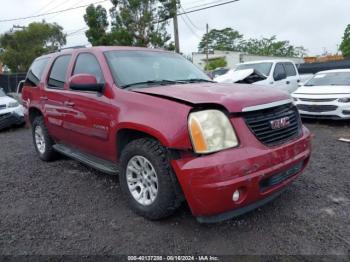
top-left (58, 45), bottom-right (86, 52)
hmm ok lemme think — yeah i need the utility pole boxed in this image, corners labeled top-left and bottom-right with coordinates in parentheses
top-left (206, 23), bottom-right (209, 70)
top-left (173, 0), bottom-right (180, 53)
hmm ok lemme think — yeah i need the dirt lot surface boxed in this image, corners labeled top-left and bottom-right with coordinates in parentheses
top-left (0, 120), bottom-right (349, 257)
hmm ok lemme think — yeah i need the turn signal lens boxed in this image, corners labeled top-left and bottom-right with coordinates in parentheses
top-left (188, 110), bottom-right (239, 154)
top-left (189, 117), bottom-right (208, 152)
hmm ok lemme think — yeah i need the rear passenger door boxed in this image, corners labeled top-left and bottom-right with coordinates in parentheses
top-left (43, 55), bottom-right (73, 142)
top-left (62, 52), bottom-right (115, 161)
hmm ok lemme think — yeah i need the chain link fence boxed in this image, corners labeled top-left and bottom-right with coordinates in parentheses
top-left (0, 73), bottom-right (27, 93)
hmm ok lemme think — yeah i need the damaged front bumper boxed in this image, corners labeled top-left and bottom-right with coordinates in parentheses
top-left (171, 126), bottom-right (312, 223)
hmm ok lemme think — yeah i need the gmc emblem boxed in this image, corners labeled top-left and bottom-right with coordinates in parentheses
top-left (270, 117), bottom-right (290, 130)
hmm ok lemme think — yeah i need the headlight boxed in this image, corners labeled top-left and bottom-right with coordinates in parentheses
top-left (292, 97), bottom-right (298, 102)
top-left (188, 110), bottom-right (238, 154)
top-left (8, 101), bottom-right (19, 108)
top-left (338, 97), bottom-right (350, 103)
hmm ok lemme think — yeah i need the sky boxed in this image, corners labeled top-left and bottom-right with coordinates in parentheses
top-left (0, 0), bottom-right (349, 57)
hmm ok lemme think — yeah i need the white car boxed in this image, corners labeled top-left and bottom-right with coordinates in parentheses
top-left (215, 60), bottom-right (301, 94)
top-left (292, 69), bottom-right (350, 120)
top-left (0, 88), bottom-right (25, 130)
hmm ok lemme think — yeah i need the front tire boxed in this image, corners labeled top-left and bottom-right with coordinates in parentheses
top-left (120, 138), bottom-right (181, 220)
top-left (32, 116), bottom-right (57, 161)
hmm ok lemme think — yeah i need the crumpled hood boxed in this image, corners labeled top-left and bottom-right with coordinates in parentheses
top-left (215, 69), bottom-right (267, 84)
top-left (214, 69), bottom-right (254, 83)
top-left (134, 83), bottom-right (290, 113)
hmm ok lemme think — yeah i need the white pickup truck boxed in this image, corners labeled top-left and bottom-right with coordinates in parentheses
top-left (215, 60), bottom-right (302, 94)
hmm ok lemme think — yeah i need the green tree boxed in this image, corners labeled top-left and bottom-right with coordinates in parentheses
top-left (340, 24), bottom-right (350, 57)
top-left (241, 36), bottom-right (306, 57)
top-left (84, 0), bottom-right (175, 48)
top-left (84, 5), bottom-right (111, 46)
top-left (204, 57), bottom-right (227, 71)
top-left (198, 28), bottom-right (244, 53)
top-left (0, 21), bottom-right (66, 72)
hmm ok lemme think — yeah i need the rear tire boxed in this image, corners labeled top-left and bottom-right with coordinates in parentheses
top-left (120, 138), bottom-right (181, 220)
top-left (32, 116), bottom-right (57, 161)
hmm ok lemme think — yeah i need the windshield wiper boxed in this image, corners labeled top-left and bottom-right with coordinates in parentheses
top-left (121, 80), bottom-right (185, 89)
top-left (177, 78), bottom-right (215, 83)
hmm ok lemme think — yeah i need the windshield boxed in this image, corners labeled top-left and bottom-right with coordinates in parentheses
top-left (305, 72), bottom-right (350, 86)
top-left (235, 62), bottom-right (273, 76)
top-left (0, 89), bottom-right (6, 97)
top-left (105, 51), bottom-right (211, 88)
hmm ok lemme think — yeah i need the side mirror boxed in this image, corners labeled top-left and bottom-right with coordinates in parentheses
top-left (274, 72), bottom-right (287, 81)
top-left (69, 74), bottom-right (104, 93)
top-left (17, 80), bottom-right (24, 94)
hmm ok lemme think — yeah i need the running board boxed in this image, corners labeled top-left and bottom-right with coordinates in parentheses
top-left (53, 144), bottom-right (119, 175)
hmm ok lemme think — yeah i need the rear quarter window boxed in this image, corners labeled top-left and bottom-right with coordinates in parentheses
top-left (26, 58), bottom-right (49, 86)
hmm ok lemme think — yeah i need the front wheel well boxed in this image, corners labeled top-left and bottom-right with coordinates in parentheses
top-left (116, 129), bottom-right (185, 204)
top-left (29, 107), bottom-right (43, 125)
top-left (116, 129), bottom-right (158, 159)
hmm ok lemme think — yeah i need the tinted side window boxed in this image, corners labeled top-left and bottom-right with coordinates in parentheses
top-left (284, 63), bottom-right (297, 76)
top-left (26, 58), bottom-right (49, 86)
top-left (273, 63), bottom-right (286, 80)
top-left (73, 53), bottom-right (104, 83)
top-left (48, 55), bottom-right (71, 89)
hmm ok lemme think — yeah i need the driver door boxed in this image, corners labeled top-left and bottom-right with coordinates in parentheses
top-left (272, 63), bottom-right (289, 93)
top-left (62, 52), bottom-right (115, 161)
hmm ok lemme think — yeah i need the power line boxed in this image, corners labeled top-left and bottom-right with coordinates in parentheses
top-left (179, 13), bottom-right (200, 39)
top-left (177, 0), bottom-right (240, 16)
top-left (157, 0), bottom-right (239, 23)
top-left (183, 0), bottom-right (228, 12)
top-left (39, 0), bottom-right (69, 15)
top-left (0, 0), bottom-right (108, 23)
top-left (66, 27), bottom-right (88, 35)
top-left (46, 0), bottom-right (95, 21)
top-left (66, 27), bottom-right (88, 37)
top-left (30, 0), bottom-right (61, 16)
top-left (179, 5), bottom-right (203, 31)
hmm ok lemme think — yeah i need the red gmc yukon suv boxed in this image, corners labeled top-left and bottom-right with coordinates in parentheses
top-left (22, 47), bottom-right (311, 223)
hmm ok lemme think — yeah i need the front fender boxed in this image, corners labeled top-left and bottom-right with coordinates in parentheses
top-left (114, 90), bottom-right (193, 150)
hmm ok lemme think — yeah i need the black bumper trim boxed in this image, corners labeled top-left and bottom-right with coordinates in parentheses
top-left (300, 114), bottom-right (348, 120)
top-left (196, 189), bottom-right (286, 224)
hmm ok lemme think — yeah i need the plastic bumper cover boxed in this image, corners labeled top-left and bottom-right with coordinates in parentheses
top-left (171, 127), bottom-right (311, 221)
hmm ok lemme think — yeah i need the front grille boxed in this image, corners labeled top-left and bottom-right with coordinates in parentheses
top-left (244, 103), bottom-right (302, 146)
top-left (299, 98), bottom-right (336, 102)
top-left (297, 104), bottom-right (338, 112)
top-left (260, 162), bottom-right (303, 192)
top-left (0, 113), bottom-right (10, 120)
top-left (0, 104), bottom-right (6, 109)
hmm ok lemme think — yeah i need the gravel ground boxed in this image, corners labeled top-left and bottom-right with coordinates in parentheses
top-left (0, 120), bottom-right (349, 257)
